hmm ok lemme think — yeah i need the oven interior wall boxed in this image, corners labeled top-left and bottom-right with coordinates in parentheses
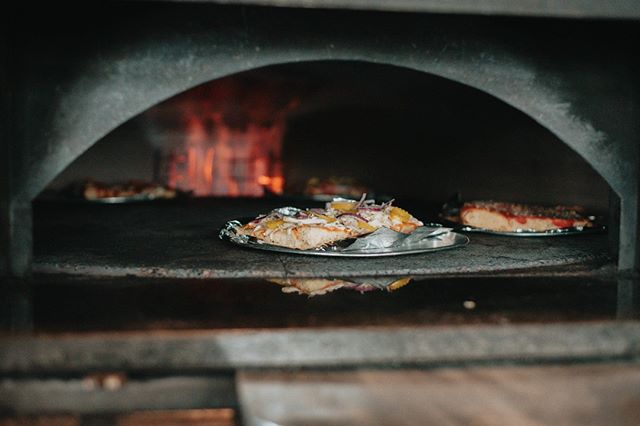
top-left (46, 62), bottom-right (610, 210)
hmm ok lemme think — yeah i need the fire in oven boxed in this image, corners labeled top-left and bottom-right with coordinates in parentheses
top-left (1, 1), bottom-right (640, 424)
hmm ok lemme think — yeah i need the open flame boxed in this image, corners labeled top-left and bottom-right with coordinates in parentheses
top-left (159, 79), bottom-right (294, 197)
top-left (166, 117), bottom-right (285, 197)
top-left (149, 76), bottom-right (299, 197)
top-left (257, 175), bottom-right (285, 194)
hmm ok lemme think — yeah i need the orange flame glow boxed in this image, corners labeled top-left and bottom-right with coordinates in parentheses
top-left (160, 78), bottom-right (296, 197)
top-left (166, 119), bottom-right (285, 197)
top-left (258, 175), bottom-right (284, 194)
top-left (203, 147), bottom-right (215, 188)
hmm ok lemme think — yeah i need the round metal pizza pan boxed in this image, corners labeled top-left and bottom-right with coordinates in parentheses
top-left (219, 220), bottom-right (469, 257)
top-left (84, 194), bottom-right (155, 204)
top-left (456, 224), bottom-right (606, 237)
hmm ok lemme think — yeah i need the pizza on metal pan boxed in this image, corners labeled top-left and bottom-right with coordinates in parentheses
top-left (237, 196), bottom-right (423, 250)
top-left (459, 201), bottom-right (593, 232)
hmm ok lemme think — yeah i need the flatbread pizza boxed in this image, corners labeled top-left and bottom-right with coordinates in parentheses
top-left (237, 196), bottom-right (423, 250)
top-left (459, 201), bottom-right (593, 232)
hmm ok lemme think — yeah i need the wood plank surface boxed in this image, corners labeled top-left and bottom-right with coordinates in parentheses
top-left (238, 363), bottom-right (640, 425)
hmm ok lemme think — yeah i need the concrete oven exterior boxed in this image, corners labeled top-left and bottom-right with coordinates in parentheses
top-left (1, 1), bottom-right (639, 278)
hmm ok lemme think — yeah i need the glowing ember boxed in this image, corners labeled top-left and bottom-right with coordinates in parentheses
top-left (258, 175), bottom-right (285, 194)
top-left (157, 77), bottom-right (294, 197)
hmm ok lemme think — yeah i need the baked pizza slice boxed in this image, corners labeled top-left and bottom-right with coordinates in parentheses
top-left (236, 208), bottom-right (360, 250)
top-left (460, 201), bottom-right (592, 232)
top-left (238, 197), bottom-right (423, 250)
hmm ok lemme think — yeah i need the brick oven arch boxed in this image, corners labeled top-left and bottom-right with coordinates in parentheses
top-left (6, 7), bottom-right (638, 275)
top-left (19, 41), bottom-right (632, 205)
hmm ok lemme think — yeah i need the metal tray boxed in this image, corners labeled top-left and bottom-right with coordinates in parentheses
top-left (219, 219), bottom-right (469, 257)
top-left (84, 194), bottom-right (159, 204)
top-left (75, 190), bottom-right (189, 204)
top-left (454, 224), bottom-right (606, 237)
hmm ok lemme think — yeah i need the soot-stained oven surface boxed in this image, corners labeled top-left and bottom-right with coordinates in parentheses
top-left (1, 1), bottom-right (640, 422)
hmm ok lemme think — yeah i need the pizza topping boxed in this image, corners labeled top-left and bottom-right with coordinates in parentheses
top-left (248, 214), bottom-right (268, 225)
top-left (238, 196), bottom-right (424, 250)
top-left (264, 219), bottom-right (285, 230)
top-left (328, 199), bottom-right (358, 212)
top-left (308, 211), bottom-right (337, 223)
top-left (356, 221), bottom-right (377, 233)
top-left (387, 277), bottom-right (412, 291)
top-left (337, 213), bottom-right (377, 233)
top-left (336, 212), bottom-right (369, 222)
top-left (282, 216), bottom-right (328, 225)
top-left (389, 207), bottom-right (411, 222)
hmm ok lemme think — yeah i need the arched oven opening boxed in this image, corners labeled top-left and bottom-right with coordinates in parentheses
top-left (46, 60), bottom-right (611, 205)
top-left (34, 60), bottom-right (613, 279)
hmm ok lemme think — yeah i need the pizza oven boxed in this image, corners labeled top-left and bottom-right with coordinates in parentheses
top-left (2, 1), bottom-right (640, 423)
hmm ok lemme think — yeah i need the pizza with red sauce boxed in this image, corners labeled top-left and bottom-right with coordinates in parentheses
top-left (459, 201), bottom-right (593, 232)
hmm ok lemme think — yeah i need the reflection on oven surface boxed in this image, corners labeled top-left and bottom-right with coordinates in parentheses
top-left (0, 275), bottom-right (620, 333)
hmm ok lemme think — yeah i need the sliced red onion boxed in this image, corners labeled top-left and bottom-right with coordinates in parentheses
top-left (283, 217), bottom-right (327, 224)
top-left (249, 214), bottom-right (268, 224)
top-left (344, 283), bottom-right (377, 293)
top-left (381, 199), bottom-right (395, 209)
top-left (295, 210), bottom-right (310, 219)
top-left (337, 212), bottom-right (369, 222)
